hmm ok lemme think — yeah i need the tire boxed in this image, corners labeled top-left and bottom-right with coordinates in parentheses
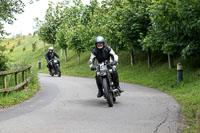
top-left (50, 69), bottom-right (54, 77)
top-left (102, 78), bottom-right (113, 107)
top-left (50, 71), bottom-right (54, 77)
top-left (113, 97), bottom-right (116, 102)
top-left (57, 66), bottom-right (61, 77)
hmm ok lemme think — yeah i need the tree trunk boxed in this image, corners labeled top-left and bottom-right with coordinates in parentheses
top-left (168, 53), bottom-right (172, 69)
top-left (64, 48), bottom-right (67, 62)
top-left (43, 41), bottom-right (45, 52)
top-left (131, 49), bottom-right (134, 66)
top-left (78, 53), bottom-right (80, 65)
top-left (148, 48), bottom-right (152, 68)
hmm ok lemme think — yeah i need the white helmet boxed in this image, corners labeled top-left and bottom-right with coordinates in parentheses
top-left (48, 47), bottom-right (53, 51)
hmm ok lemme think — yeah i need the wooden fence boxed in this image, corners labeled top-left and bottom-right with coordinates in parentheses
top-left (0, 65), bottom-right (32, 93)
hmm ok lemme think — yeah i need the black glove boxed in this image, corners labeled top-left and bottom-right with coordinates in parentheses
top-left (90, 66), bottom-right (96, 71)
top-left (112, 61), bottom-right (118, 66)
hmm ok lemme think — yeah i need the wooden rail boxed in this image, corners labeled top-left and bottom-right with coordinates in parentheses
top-left (0, 65), bottom-right (31, 93)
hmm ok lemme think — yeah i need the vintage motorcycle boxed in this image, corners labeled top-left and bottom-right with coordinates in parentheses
top-left (95, 61), bottom-right (121, 107)
top-left (49, 59), bottom-right (61, 77)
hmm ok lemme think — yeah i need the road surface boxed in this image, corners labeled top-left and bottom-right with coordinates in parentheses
top-left (0, 73), bottom-right (181, 133)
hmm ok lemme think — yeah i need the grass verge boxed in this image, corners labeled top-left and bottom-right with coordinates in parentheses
top-left (0, 69), bottom-right (39, 109)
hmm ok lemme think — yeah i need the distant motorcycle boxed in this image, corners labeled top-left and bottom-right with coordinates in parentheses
top-left (95, 61), bottom-right (121, 107)
top-left (49, 59), bottom-right (61, 77)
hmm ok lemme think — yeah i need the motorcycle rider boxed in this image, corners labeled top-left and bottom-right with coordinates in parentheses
top-left (88, 36), bottom-right (124, 98)
top-left (45, 47), bottom-right (60, 72)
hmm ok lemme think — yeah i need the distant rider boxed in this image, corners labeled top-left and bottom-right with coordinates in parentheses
top-left (45, 47), bottom-right (60, 72)
top-left (88, 36), bottom-right (124, 98)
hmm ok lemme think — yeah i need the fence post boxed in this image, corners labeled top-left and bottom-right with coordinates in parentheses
top-left (0, 65), bottom-right (32, 92)
top-left (3, 75), bottom-right (6, 89)
top-left (15, 72), bottom-right (18, 85)
top-left (22, 71), bottom-right (26, 89)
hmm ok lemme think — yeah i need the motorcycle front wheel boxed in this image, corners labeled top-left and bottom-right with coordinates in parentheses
top-left (50, 69), bottom-right (54, 77)
top-left (57, 66), bottom-right (61, 77)
top-left (102, 78), bottom-right (113, 107)
top-left (113, 97), bottom-right (116, 102)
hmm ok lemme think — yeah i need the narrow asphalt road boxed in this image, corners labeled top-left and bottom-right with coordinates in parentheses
top-left (0, 73), bottom-right (181, 133)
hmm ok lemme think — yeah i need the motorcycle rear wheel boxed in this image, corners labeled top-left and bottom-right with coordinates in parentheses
top-left (102, 78), bottom-right (113, 107)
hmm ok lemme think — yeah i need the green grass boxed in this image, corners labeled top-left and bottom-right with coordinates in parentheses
top-left (0, 36), bottom-right (40, 109)
top-left (0, 68), bottom-right (39, 109)
top-left (1, 36), bottom-right (200, 132)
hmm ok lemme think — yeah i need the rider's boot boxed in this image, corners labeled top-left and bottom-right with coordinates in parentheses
top-left (112, 68), bottom-right (124, 93)
top-left (117, 86), bottom-right (124, 93)
top-left (97, 88), bottom-right (103, 98)
top-left (96, 75), bottom-right (103, 98)
top-left (47, 65), bottom-right (51, 74)
top-left (113, 76), bottom-right (124, 93)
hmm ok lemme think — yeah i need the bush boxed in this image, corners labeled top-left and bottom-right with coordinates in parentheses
top-left (23, 45), bottom-right (26, 51)
top-left (32, 41), bottom-right (36, 51)
top-left (0, 54), bottom-right (8, 71)
top-left (17, 39), bottom-right (21, 46)
top-left (10, 46), bottom-right (14, 53)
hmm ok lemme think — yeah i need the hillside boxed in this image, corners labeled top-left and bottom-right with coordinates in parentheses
top-left (2, 35), bottom-right (200, 132)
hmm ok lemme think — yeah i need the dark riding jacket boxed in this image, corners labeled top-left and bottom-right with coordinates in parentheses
top-left (45, 52), bottom-right (60, 62)
top-left (89, 45), bottom-right (118, 67)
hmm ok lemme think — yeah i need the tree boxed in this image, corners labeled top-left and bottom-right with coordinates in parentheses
top-left (55, 0), bottom-right (71, 62)
top-left (62, 0), bottom-right (89, 65)
top-left (66, 22), bottom-right (88, 65)
top-left (177, 0), bottom-right (200, 59)
top-left (0, 0), bottom-right (39, 37)
top-left (144, 0), bottom-right (180, 69)
top-left (143, 0), bottom-right (200, 68)
top-left (36, 2), bottom-right (63, 47)
top-left (57, 27), bottom-right (68, 62)
top-left (100, 0), bottom-right (151, 65)
top-left (119, 0), bottom-right (151, 65)
top-left (0, 0), bottom-right (24, 37)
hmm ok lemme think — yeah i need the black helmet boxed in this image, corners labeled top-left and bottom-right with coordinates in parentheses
top-left (95, 36), bottom-right (105, 44)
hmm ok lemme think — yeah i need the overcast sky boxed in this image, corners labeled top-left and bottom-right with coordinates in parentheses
top-left (4, 0), bottom-right (91, 37)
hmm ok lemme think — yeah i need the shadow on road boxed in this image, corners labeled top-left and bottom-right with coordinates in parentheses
top-left (64, 98), bottom-right (121, 108)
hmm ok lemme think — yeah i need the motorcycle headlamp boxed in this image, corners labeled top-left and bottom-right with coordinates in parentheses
top-left (100, 69), bottom-right (107, 76)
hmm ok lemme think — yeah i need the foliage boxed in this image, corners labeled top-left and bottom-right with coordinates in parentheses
top-left (0, 0), bottom-right (40, 71)
top-left (23, 45), bottom-right (26, 51)
top-left (0, 68), bottom-right (39, 109)
top-left (32, 41), bottom-right (36, 51)
top-left (143, 0), bottom-right (200, 59)
top-left (0, 0), bottom-right (24, 37)
top-left (56, 27), bottom-right (67, 50)
top-left (35, 2), bottom-right (63, 46)
top-left (10, 46), bottom-right (14, 53)
top-left (17, 39), bottom-right (21, 46)
top-left (0, 54), bottom-right (7, 71)
top-left (0, 43), bottom-right (7, 71)
top-left (0, 0), bottom-right (39, 37)
top-left (66, 22), bottom-right (88, 55)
